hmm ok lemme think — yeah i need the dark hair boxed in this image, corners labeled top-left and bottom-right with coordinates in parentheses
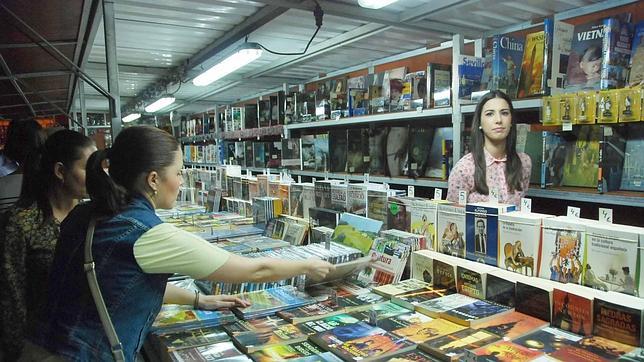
top-left (4, 119), bottom-right (43, 166)
top-left (470, 90), bottom-right (523, 195)
top-left (17, 130), bottom-right (94, 221)
top-left (86, 126), bottom-right (179, 215)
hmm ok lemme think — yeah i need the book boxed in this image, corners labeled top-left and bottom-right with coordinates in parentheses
top-left (593, 292), bottom-right (644, 347)
top-left (245, 104), bottom-right (258, 129)
top-left (249, 341), bottom-right (326, 362)
top-left (583, 221), bottom-right (640, 296)
top-left (230, 321), bottom-right (308, 353)
top-left (331, 213), bottom-right (383, 255)
top-left (621, 124), bottom-right (644, 191)
top-left (301, 135), bottom-right (316, 171)
top-left (326, 331), bottom-right (416, 361)
top-left (315, 133), bottom-right (330, 172)
top-left (315, 180), bottom-right (335, 209)
top-left (287, 352), bottom-right (343, 362)
top-left (151, 305), bottom-right (237, 333)
top-left (484, 269), bottom-right (520, 308)
top-left (330, 184), bottom-right (348, 213)
top-left (437, 204), bottom-right (466, 258)
top-left (147, 326), bottom-right (230, 358)
top-left (538, 216), bottom-right (586, 284)
top-left (601, 15), bottom-right (633, 90)
top-left (346, 129), bottom-right (369, 173)
top-left (411, 249), bottom-right (434, 284)
top-left (456, 263), bottom-right (497, 300)
top-left (346, 184), bottom-right (367, 217)
top-left (427, 63), bottom-right (451, 108)
top-left (329, 130), bottom-right (348, 173)
top-left (384, 126), bottom-right (409, 177)
top-left (348, 302), bottom-right (411, 323)
top-left (372, 279), bottom-right (432, 298)
top-left (367, 127), bottom-right (387, 176)
top-left (550, 335), bottom-right (635, 362)
top-left (309, 321), bottom-right (385, 348)
top-left (367, 189), bottom-right (390, 226)
top-left (432, 253), bottom-right (459, 292)
top-left (565, 18), bottom-right (605, 91)
top-left (387, 196), bottom-right (416, 232)
top-left (232, 286), bottom-right (316, 320)
top-left (170, 341), bottom-right (250, 362)
top-left (465, 340), bottom-right (543, 362)
top-left (498, 211), bottom-right (553, 277)
top-left (465, 202), bottom-right (517, 266)
top-left (561, 125), bottom-right (602, 187)
top-left (406, 127), bottom-right (435, 178)
top-left (541, 130), bottom-right (566, 187)
top-left (549, 20), bottom-right (574, 94)
top-left (415, 293), bottom-right (478, 318)
top-left (491, 33), bottom-right (525, 98)
top-left (282, 138), bottom-right (303, 170)
top-left (517, 28), bottom-right (546, 98)
top-left (513, 326), bottom-right (582, 354)
top-left (277, 300), bottom-right (346, 325)
top-left (419, 328), bottom-right (502, 362)
top-left (373, 312), bottom-right (434, 332)
top-left (392, 318), bottom-right (465, 344)
top-left (457, 55), bottom-right (485, 100)
top-left (515, 279), bottom-right (554, 323)
top-left (296, 314), bottom-right (362, 335)
top-left (390, 286), bottom-right (452, 312)
top-left (475, 311), bottom-right (549, 340)
top-left (552, 285), bottom-right (594, 336)
top-left (441, 299), bottom-right (514, 328)
top-left (630, 20), bottom-right (644, 85)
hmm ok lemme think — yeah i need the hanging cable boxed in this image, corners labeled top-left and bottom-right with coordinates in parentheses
top-left (251, 1), bottom-right (323, 56)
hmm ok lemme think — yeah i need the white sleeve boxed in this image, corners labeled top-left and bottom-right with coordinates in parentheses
top-left (133, 223), bottom-right (230, 279)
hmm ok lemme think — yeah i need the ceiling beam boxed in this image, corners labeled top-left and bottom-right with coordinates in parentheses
top-left (0, 70), bottom-right (72, 80)
top-left (85, 61), bottom-right (168, 76)
top-left (0, 100), bottom-right (66, 110)
top-left (0, 52), bottom-right (36, 116)
top-left (0, 88), bottom-right (68, 98)
top-left (0, 40), bottom-right (77, 49)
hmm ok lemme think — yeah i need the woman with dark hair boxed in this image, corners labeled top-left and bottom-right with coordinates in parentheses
top-left (0, 130), bottom-right (95, 360)
top-left (31, 126), bottom-right (334, 361)
top-left (446, 90), bottom-right (531, 206)
top-left (0, 119), bottom-right (43, 212)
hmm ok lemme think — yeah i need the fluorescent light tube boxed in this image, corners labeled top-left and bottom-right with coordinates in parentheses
top-left (145, 96), bottom-right (176, 113)
top-left (193, 43), bottom-right (263, 87)
top-left (122, 113), bottom-right (141, 123)
top-left (358, 0), bottom-right (399, 9)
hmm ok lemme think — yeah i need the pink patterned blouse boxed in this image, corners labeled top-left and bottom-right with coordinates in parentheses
top-left (446, 149), bottom-right (532, 206)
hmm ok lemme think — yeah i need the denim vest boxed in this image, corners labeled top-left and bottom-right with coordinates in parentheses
top-left (33, 196), bottom-right (171, 361)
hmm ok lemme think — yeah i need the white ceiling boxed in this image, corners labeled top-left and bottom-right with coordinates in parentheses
top-left (75, 0), bottom-right (612, 115)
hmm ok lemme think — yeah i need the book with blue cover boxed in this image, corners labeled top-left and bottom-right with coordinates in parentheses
top-left (491, 34), bottom-right (525, 98)
top-left (620, 124), bottom-right (644, 191)
top-left (465, 202), bottom-right (516, 266)
top-left (457, 55), bottom-right (485, 100)
top-left (150, 305), bottom-right (237, 333)
top-left (232, 286), bottom-right (316, 320)
top-left (440, 299), bottom-right (514, 328)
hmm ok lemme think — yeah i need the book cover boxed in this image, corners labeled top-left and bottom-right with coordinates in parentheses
top-left (491, 34), bottom-right (525, 98)
top-left (244, 104), bottom-right (258, 129)
top-left (583, 222), bottom-right (639, 296)
top-left (601, 15), bottom-right (633, 90)
top-left (285, 92), bottom-right (297, 124)
top-left (314, 133), bottom-right (330, 172)
top-left (302, 184), bottom-right (315, 220)
top-left (281, 138), bottom-right (303, 169)
top-left (329, 129), bottom-right (348, 173)
top-left (541, 130), bottom-right (566, 187)
top-left (150, 326), bottom-right (229, 353)
top-left (441, 299), bottom-right (513, 328)
top-left (513, 326), bottom-right (582, 354)
top-left (565, 19), bottom-right (604, 91)
top-left (336, 292), bottom-right (387, 312)
top-left (387, 196), bottom-right (413, 232)
top-left (433, 258), bottom-right (457, 292)
top-left (475, 311), bottom-right (549, 340)
top-left (498, 211), bottom-right (552, 277)
top-left (372, 278), bottom-right (432, 298)
top-left (419, 328), bottom-right (502, 362)
top-left (384, 126), bottom-right (410, 177)
top-left (258, 99), bottom-right (271, 128)
top-left (456, 264), bottom-right (493, 300)
top-left (427, 63), bottom-right (451, 108)
top-left (517, 29), bottom-right (546, 98)
top-left (561, 125), bottom-right (601, 187)
top-left (552, 288), bottom-right (593, 336)
top-left (170, 341), bottom-right (249, 362)
top-left (290, 184), bottom-right (304, 218)
top-left (348, 302), bottom-right (411, 323)
top-left (458, 55), bottom-right (485, 100)
top-left (465, 202), bottom-right (516, 266)
top-left (416, 294), bottom-right (477, 318)
top-left (329, 331), bottom-right (416, 361)
top-left (296, 314), bottom-right (361, 335)
top-left (406, 127), bottom-right (435, 178)
top-left (315, 181), bottom-right (334, 209)
top-left (249, 341), bottom-right (325, 362)
top-left (485, 272), bottom-right (517, 308)
top-left (426, 127), bottom-right (453, 178)
top-left (232, 322), bottom-right (308, 353)
top-left (346, 129), bottom-right (370, 173)
top-left (151, 305), bottom-right (236, 332)
top-left (437, 204), bottom-right (466, 258)
top-left (374, 312), bottom-right (433, 332)
top-left (621, 124), bottom-right (644, 191)
top-left (467, 340), bottom-right (543, 362)
top-left (309, 321), bottom-right (385, 348)
top-left (330, 184), bottom-right (348, 213)
top-left (411, 249), bottom-right (434, 284)
top-left (368, 127), bottom-right (387, 176)
top-left (550, 336), bottom-right (635, 362)
top-left (593, 296), bottom-right (642, 347)
top-left (549, 20), bottom-right (574, 93)
top-left (538, 216), bottom-right (586, 284)
top-left (346, 184), bottom-right (367, 217)
top-left (331, 213), bottom-right (383, 254)
top-left (309, 207), bottom-right (341, 229)
top-left (392, 318), bottom-right (465, 344)
top-left (630, 20), bottom-right (644, 85)
top-left (367, 189), bottom-right (389, 226)
top-left (253, 142), bottom-right (267, 169)
top-left (301, 135), bottom-right (316, 171)
top-left (515, 281), bottom-right (553, 323)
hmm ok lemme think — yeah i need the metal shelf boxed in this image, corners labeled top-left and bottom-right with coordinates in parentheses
top-left (526, 188), bottom-right (644, 208)
top-left (180, 133), bottom-right (218, 144)
top-left (461, 98), bottom-right (543, 114)
top-left (285, 107), bottom-right (452, 130)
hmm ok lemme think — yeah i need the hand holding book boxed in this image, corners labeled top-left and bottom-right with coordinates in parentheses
top-left (306, 258), bottom-right (337, 280)
top-left (199, 294), bottom-right (252, 310)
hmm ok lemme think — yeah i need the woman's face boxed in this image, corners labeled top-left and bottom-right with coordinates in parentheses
top-left (480, 97), bottom-right (512, 146)
top-left (156, 148), bottom-right (184, 209)
top-left (62, 145), bottom-right (97, 199)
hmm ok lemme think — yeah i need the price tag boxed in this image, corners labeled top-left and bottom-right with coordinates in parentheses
top-left (567, 206), bottom-right (580, 218)
top-left (416, 106), bottom-right (423, 113)
top-left (312, 177), bottom-right (317, 183)
top-left (325, 172), bottom-right (329, 180)
top-left (599, 208), bottom-right (613, 223)
top-left (364, 173), bottom-right (369, 184)
top-left (489, 188), bottom-right (499, 203)
top-left (264, 168), bottom-right (269, 175)
top-left (603, 127), bottom-right (613, 137)
top-left (458, 190), bottom-right (467, 206)
top-left (521, 198), bottom-right (532, 213)
top-left (407, 186), bottom-right (415, 198)
top-left (434, 188), bottom-right (443, 200)
top-left (562, 123), bottom-right (573, 132)
top-left (246, 169), bottom-right (251, 177)
top-left (368, 309), bottom-right (378, 326)
top-left (384, 182), bottom-right (389, 190)
top-left (298, 175), bottom-right (302, 183)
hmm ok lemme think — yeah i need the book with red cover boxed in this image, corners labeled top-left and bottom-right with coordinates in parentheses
top-left (473, 311), bottom-right (549, 340)
top-left (465, 340), bottom-right (543, 362)
top-left (552, 287), bottom-right (593, 336)
top-left (550, 336), bottom-right (635, 362)
top-left (327, 331), bottom-right (416, 361)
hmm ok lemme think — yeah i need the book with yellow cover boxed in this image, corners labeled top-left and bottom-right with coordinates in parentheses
top-left (391, 318), bottom-right (465, 344)
top-left (517, 30), bottom-right (546, 98)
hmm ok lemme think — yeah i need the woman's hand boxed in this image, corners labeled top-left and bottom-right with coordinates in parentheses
top-left (198, 294), bottom-right (251, 310)
top-left (305, 259), bottom-right (335, 280)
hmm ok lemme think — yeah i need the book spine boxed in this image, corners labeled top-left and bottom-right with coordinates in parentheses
top-left (597, 126), bottom-right (605, 193)
top-left (540, 131), bottom-right (547, 189)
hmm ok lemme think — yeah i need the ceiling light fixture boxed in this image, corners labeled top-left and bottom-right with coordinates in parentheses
top-left (192, 42), bottom-right (263, 87)
top-left (144, 96), bottom-right (176, 113)
top-left (358, 0), bottom-right (399, 9)
top-left (122, 113), bottom-right (141, 123)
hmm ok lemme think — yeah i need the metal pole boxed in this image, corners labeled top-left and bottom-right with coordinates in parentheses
top-left (79, 79), bottom-right (87, 133)
top-left (0, 52), bottom-right (36, 117)
top-left (102, 0), bottom-right (122, 138)
top-left (451, 33), bottom-right (464, 163)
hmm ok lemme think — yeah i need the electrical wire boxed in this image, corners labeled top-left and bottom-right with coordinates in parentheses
top-left (167, 81), bottom-right (182, 95)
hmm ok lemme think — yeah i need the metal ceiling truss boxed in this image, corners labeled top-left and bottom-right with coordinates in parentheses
top-left (0, 52), bottom-right (36, 116)
top-left (0, 70), bottom-right (72, 80)
top-left (0, 40), bottom-right (77, 49)
top-left (0, 100), bottom-right (66, 110)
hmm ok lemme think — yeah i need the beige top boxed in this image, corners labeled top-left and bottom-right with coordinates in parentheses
top-left (133, 223), bottom-right (230, 279)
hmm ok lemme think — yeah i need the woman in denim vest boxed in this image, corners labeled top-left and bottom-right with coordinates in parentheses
top-left (29, 126), bottom-right (334, 361)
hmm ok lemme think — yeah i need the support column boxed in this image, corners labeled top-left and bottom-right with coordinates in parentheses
top-left (451, 33), bottom-right (464, 163)
top-left (79, 79), bottom-right (88, 133)
top-left (103, 0), bottom-right (122, 137)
